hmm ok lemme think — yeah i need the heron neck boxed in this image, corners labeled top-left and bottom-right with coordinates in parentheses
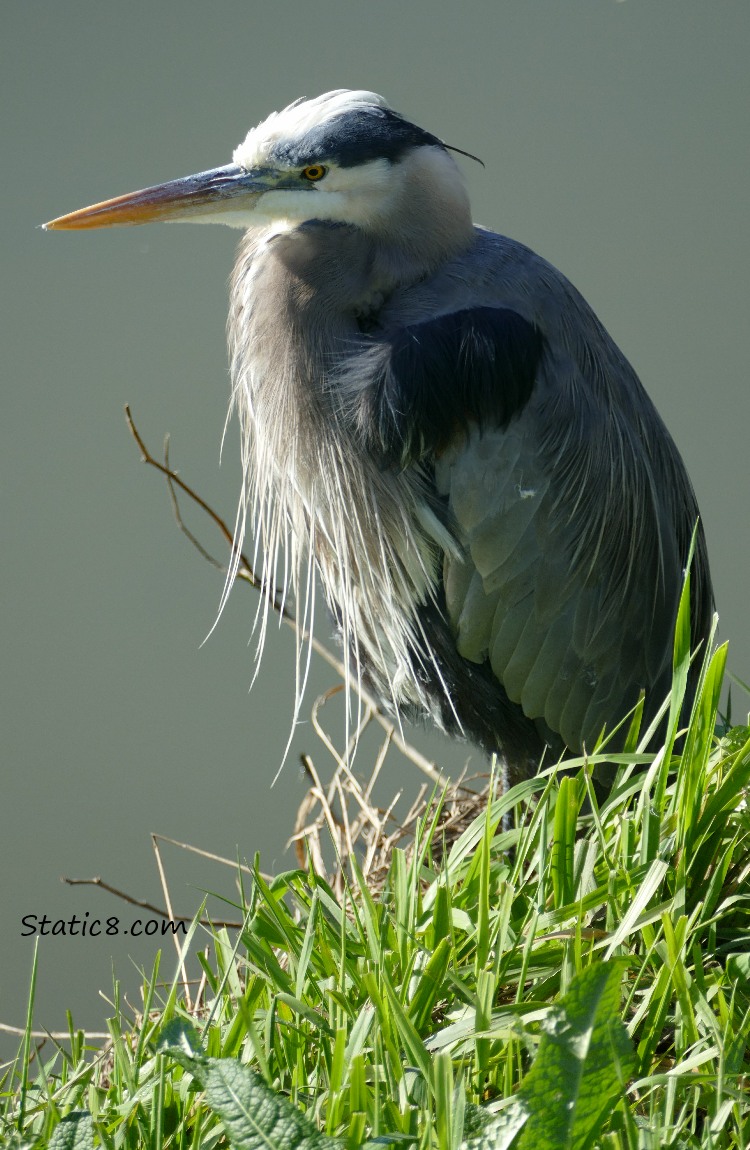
top-left (261, 219), bottom-right (456, 313)
top-left (230, 221), bottom-right (435, 393)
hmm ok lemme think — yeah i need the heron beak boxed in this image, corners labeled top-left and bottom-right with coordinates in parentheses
top-left (43, 164), bottom-right (271, 230)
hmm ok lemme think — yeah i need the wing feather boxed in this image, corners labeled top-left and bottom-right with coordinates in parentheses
top-left (434, 337), bottom-right (709, 753)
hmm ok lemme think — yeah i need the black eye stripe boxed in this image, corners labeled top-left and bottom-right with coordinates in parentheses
top-left (272, 107), bottom-right (445, 168)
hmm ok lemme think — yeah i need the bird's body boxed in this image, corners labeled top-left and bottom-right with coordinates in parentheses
top-left (46, 90), bottom-right (713, 779)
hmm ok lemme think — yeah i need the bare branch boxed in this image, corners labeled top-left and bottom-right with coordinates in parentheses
top-left (125, 404), bottom-right (270, 603)
top-left (163, 435), bottom-right (226, 572)
top-left (60, 874), bottom-right (243, 930)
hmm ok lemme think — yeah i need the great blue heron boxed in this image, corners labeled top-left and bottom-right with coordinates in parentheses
top-left (45, 89), bottom-right (713, 781)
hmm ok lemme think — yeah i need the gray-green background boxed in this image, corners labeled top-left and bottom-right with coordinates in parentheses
top-left (2, 2), bottom-right (748, 1051)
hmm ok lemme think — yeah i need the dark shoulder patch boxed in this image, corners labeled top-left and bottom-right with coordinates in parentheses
top-left (360, 307), bottom-right (543, 466)
top-left (271, 107), bottom-right (444, 169)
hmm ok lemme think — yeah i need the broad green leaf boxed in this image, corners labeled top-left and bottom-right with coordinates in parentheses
top-left (515, 961), bottom-right (634, 1150)
top-left (462, 1101), bottom-right (499, 1139)
top-left (460, 1098), bottom-right (528, 1150)
top-left (163, 1041), bottom-right (345, 1150)
top-left (159, 1017), bottom-right (203, 1055)
top-left (48, 1112), bottom-right (95, 1150)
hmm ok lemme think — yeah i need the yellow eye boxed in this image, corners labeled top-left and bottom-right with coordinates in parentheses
top-left (302, 164), bottom-right (327, 181)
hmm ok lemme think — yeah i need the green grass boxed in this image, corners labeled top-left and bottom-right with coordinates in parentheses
top-left (3, 582), bottom-right (750, 1147)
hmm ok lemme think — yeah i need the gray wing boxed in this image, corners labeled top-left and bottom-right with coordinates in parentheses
top-left (435, 348), bottom-right (702, 752)
top-left (369, 229), bottom-right (712, 753)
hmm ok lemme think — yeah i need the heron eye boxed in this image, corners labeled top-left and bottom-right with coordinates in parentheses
top-left (302, 164), bottom-right (327, 181)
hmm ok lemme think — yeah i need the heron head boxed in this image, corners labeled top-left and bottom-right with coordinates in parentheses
top-left (44, 90), bottom-right (473, 251)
